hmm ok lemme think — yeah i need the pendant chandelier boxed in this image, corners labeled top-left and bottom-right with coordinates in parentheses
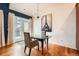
top-left (36, 3), bottom-right (39, 19)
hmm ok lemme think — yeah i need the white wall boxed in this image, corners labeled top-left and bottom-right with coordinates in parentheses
top-left (33, 4), bottom-right (76, 49)
top-left (51, 4), bottom-right (76, 49)
top-left (33, 18), bottom-right (41, 36)
top-left (50, 4), bottom-right (76, 49)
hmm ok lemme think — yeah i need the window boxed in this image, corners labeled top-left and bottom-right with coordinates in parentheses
top-left (13, 16), bottom-right (29, 43)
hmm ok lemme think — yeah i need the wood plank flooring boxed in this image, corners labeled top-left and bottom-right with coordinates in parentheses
top-left (0, 41), bottom-right (79, 56)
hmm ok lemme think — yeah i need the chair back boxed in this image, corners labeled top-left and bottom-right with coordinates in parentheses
top-left (24, 32), bottom-right (31, 46)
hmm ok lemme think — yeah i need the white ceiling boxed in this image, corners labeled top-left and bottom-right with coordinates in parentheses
top-left (9, 3), bottom-right (76, 17)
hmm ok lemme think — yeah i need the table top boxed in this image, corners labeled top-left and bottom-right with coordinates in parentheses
top-left (31, 35), bottom-right (48, 41)
top-left (31, 35), bottom-right (45, 39)
top-left (31, 34), bottom-right (53, 42)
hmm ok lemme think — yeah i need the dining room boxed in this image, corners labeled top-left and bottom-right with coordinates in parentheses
top-left (0, 3), bottom-right (79, 56)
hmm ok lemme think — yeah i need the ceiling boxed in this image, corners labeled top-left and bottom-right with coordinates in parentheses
top-left (9, 3), bottom-right (76, 17)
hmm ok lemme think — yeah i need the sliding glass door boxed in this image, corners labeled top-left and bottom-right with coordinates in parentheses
top-left (13, 16), bottom-right (29, 43)
top-left (13, 16), bottom-right (22, 43)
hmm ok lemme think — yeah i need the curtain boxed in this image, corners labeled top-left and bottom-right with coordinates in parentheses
top-left (28, 18), bottom-right (33, 36)
top-left (0, 10), bottom-right (5, 47)
top-left (7, 12), bottom-right (15, 45)
top-left (0, 10), bottom-right (2, 47)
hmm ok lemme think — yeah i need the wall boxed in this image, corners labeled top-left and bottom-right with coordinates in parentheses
top-left (33, 18), bottom-right (41, 36)
top-left (50, 7), bottom-right (76, 49)
top-left (33, 4), bottom-right (76, 49)
top-left (51, 4), bottom-right (76, 49)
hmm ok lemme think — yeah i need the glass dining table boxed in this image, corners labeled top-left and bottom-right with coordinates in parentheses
top-left (31, 35), bottom-right (49, 54)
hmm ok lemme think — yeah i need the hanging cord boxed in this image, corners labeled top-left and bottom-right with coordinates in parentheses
top-left (37, 3), bottom-right (39, 19)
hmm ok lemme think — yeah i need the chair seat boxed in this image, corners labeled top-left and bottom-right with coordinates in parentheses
top-left (26, 40), bottom-right (39, 48)
top-left (30, 40), bottom-right (39, 48)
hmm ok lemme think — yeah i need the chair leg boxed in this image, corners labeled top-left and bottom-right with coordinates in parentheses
top-left (45, 40), bottom-right (46, 44)
top-left (24, 46), bottom-right (27, 53)
top-left (38, 44), bottom-right (39, 51)
top-left (29, 48), bottom-right (32, 56)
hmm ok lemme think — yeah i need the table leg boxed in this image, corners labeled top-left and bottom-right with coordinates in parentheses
top-left (41, 40), bottom-right (43, 54)
top-left (47, 36), bottom-right (48, 50)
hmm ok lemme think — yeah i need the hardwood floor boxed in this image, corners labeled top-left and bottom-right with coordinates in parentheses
top-left (0, 41), bottom-right (79, 56)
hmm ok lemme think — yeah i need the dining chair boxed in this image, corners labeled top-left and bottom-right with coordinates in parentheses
top-left (24, 32), bottom-right (39, 56)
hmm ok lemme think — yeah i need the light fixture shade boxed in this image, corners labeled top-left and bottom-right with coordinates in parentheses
top-left (37, 16), bottom-right (39, 19)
